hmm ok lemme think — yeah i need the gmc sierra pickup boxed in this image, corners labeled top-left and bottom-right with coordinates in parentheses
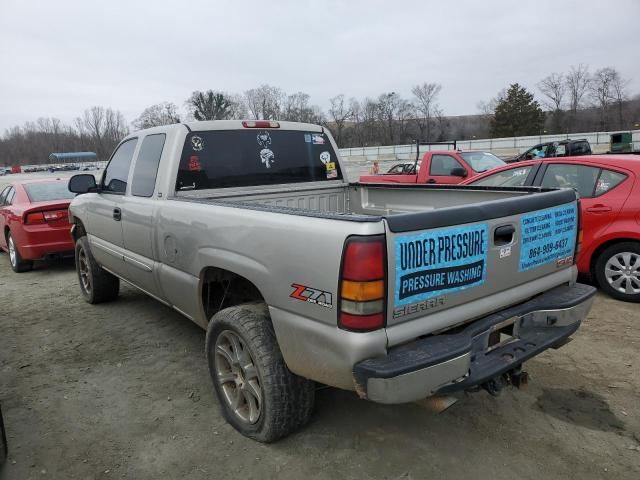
top-left (67, 120), bottom-right (596, 442)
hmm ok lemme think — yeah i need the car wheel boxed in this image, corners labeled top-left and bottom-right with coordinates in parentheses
top-left (7, 232), bottom-right (32, 273)
top-left (594, 242), bottom-right (640, 302)
top-left (75, 236), bottom-right (119, 304)
top-left (206, 303), bottom-right (315, 442)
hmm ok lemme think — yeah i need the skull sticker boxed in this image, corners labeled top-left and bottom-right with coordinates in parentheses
top-left (257, 131), bottom-right (272, 149)
top-left (260, 148), bottom-right (275, 168)
top-left (319, 151), bottom-right (331, 165)
top-left (191, 135), bottom-right (204, 151)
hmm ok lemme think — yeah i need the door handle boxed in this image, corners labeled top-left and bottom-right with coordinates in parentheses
top-left (494, 224), bottom-right (515, 245)
top-left (427, 179), bottom-right (436, 184)
top-left (586, 205), bottom-right (611, 213)
top-left (113, 207), bottom-right (122, 221)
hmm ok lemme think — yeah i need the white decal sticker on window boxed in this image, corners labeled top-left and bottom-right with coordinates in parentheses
top-left (320, 151), bottom-right (331, 165)
top-left (257, 131), bottom-right (272, 148)
top-left (191, 135), bottom-right (204, 151)
top-left (312, 134), bottom-right (325, 145)
top-left (260, 148), bottom-right (275, 168)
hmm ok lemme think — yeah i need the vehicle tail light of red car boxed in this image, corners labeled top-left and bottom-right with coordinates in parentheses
top-left (24, 209), bottom-right (69, 225)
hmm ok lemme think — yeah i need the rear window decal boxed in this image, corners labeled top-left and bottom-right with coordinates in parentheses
top-left (394, 223), bottom-right (488, 306)
top-left (519, 202), bottom-right (577, 271)
top-left (312, 134), bottom-right (325, 145)
top-left (188, 155), bottom-right (201, 171)
top-left (260, 148), bottom-right (275, 168)
top-left (304, 134), bottom-right (312, 143)
top-left (191, 135), bottom-right (204, 151)
top-left (257, 131), bottom-right (272, 148)
top-left (320, 151), bottom-right (331, 164)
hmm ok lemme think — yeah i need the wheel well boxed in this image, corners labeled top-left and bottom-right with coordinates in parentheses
top-left (72, 219), bottom-right (86, 242)
top-left (200, 267), bottom-right (265, 321)
top-left (590, 238), bottom-right (640, 277)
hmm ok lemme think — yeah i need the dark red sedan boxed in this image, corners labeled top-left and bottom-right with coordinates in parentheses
top-left (463, 155), bottom-right (640, 302)
top-left (0, 178), bottom-right (75, 272)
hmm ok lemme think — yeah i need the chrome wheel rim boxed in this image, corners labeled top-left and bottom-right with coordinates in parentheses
top-left (214, 330), bottom-right (262, 425)
top-left (78, 248), bottom-right (91, 293)
top-left (605, 251), bottom-right (640, 295)
top-left (8, 236), bottom-right (16, 267)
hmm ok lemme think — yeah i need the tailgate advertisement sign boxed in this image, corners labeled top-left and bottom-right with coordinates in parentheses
top-left (519, 202), bottom-right (577, 272)
top-left (394, 224), bottom-right (488, 306)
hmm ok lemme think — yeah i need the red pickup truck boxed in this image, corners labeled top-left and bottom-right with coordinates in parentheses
top-left (359, 142), bottom-right (505, 185)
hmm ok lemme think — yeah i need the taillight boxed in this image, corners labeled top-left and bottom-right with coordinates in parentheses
top-left (25, 212), bottom-right (45, 224)
top-left (25, 209), bottom-right (68, 224)
top-left (339, 236), bottom-right (386, 332)
top-left (242, 120), bottom-right (280, 128)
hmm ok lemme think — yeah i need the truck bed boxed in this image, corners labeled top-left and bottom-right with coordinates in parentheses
top-left (175, 182), bottom-right (572, 231)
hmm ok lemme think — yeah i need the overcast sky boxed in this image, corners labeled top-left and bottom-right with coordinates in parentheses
top-left (1, 0), bottom-right (639, 131)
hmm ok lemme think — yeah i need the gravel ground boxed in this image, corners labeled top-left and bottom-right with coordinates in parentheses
top-left (0, 242), bottom-right (638, 479)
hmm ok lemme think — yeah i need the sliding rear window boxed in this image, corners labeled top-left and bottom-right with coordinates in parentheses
top-left (176, 129), bottom-right (342, 191)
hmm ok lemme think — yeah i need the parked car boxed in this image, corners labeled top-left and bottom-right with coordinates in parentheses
top-left (67, 120), bottom-right (595, 442)
top-left (463, 155), bottom-right (640, 302)
top-left (510, 139), bottom-right (592, 162)
top-left (0, 178), bottom-right (76, 272)
top-left (360, 142), bottom-right (505, 185)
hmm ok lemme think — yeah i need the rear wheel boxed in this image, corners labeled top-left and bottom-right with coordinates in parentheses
top-left (7, 232), bottom-right (32, 273)
top-left (594, 242), bottom-right (640, 302)
top-left (75, 236), bottom-right (120, 304)
top-left (206, 303), bottom-right (315, 442)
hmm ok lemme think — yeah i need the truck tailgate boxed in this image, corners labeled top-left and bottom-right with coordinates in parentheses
top-left (385, 189), bottom-right (579, 335)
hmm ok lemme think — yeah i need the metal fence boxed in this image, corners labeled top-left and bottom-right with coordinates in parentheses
top-left (339, 129), bottom-right (640, 160)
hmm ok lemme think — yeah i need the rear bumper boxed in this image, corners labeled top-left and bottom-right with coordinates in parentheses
top-left (18, 224), bottom-right (74, 260)
top-left (353, 282), bottom-right (596, 404)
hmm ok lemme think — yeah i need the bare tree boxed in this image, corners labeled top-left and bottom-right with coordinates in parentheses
top-left (411, 82), bottom-right (442, 141)
top-left (282, 92), bottom-right (324, 123)
top-left (565, 64), bottom-right (591, 129)
top-left (538, 73), bottom-right (566, 131)
top-left (75, 106), bottom-right (129, 159)
top-left (610, 70), bottom-right (630, 129)
top-left (590, 67), bottom-right (618, 130)
top-left (133, 102), bottom-right (181, 129)
top-left (327, 94), bottom-right (352, 145)
top-left (244, 85), bottom-right (285, 120)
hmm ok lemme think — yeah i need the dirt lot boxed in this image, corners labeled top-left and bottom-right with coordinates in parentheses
top-left (0, 255), bottom-right (638, 480)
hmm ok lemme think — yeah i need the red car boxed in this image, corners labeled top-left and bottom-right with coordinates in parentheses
top-left (463, 155), bottom-right (640, 302)
top-left (0, 178), bottom-right (75, 272)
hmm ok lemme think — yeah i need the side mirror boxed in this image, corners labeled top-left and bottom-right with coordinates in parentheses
top-left (450, 167), bottom-right (468, 178)
top-left (69, 174), bottom-right (98, 194)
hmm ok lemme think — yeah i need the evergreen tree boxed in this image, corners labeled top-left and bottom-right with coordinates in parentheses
top-left (490, 84), bottom-right (545, 137)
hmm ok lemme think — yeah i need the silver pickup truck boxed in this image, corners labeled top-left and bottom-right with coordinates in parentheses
top-left (67, 120), bottom-right (596, 442)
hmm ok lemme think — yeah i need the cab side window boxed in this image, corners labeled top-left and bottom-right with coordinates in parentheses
top-left (540, 164), bottom-right (599, 198)
top-left (102, 138), bottom-right (138, 194)
top-left (430, 155), bottom-right (463, 176)
top-left (131, 134), bottom-right (166, 197)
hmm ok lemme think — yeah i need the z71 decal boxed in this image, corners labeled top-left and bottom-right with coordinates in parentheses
top-left (290, 283), bottom-right (333, 309)
top-left (519, 202), bottom-right (577, 272)
top-left (394, 223), bottom-right (488, 306)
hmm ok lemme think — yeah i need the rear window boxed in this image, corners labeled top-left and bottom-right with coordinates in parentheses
top-left (24, 182), bottom-right (76, 202)
top-left (176, 130), bottom-right (342, 190)
top-left (459, 152), bottom-right (505, 172)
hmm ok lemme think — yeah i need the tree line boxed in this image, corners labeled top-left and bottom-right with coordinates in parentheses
top-left (1, 65), bottom-right (638, 166)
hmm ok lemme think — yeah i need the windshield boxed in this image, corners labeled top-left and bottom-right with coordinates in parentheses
top-left (460, 152), bottom-right (505, 172)
top-left (177, 129), bottom-right (343, 191)
top-left (24, 182), bottom-right (76, 202)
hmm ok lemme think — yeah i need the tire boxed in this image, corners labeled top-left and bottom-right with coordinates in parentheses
top-left (75, 236), bottom-right (119, 304)
top-left (594, 241), bottom-right (640, 302)
top-left (205, 303), bottom-right (315, 442)
top-left (7, 232), bottom-right (32, 273)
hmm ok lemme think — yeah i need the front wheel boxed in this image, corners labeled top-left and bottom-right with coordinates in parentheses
top-left (205, 303), bottom-right (315, 442)
top-left (594, 242), bottom-right (640, 302)
top-left (7, 232), bottom-right (32, 273)
top-left (75, 236), bottom-right (120, 304)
